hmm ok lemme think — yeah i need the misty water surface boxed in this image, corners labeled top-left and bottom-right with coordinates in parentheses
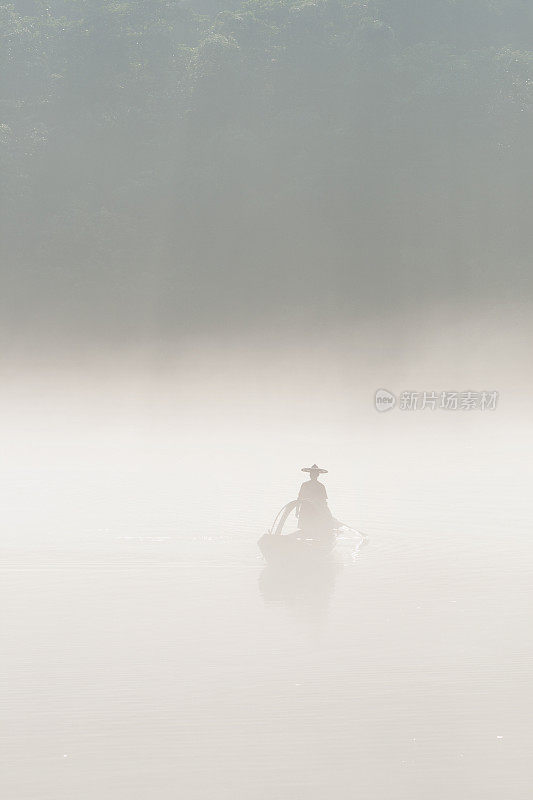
top-left (2, 339), bottom-right (532, 800)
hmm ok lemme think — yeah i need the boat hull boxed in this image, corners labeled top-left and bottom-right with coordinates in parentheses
top-left (258, 532), bottom-right (336, 565)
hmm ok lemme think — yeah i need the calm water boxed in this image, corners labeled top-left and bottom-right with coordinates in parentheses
top-left (2, 409), bottom-right (532, 799)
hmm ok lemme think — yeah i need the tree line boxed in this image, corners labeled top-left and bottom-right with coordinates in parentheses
top-left (1, 0), bottom-right (532, 335)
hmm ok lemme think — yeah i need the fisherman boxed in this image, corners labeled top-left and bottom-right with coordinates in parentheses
top-left (297, 464), bottom-right (333, 535)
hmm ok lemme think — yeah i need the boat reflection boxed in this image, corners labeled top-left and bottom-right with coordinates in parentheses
top-left (258, 558), bottom-right (341, 614)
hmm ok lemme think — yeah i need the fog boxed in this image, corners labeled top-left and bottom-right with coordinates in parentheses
top-left (2, 0), bottom-right (533, 797)
top-left (2, 296), bottom-right (532, 554)
top-left (3, 323), bottom-right (533, 797)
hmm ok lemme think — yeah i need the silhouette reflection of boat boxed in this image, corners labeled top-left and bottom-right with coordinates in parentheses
top-left (258, 558), bottom-right (339, 610)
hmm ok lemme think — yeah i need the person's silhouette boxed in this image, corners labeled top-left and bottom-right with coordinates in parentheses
top-left (297, 464), bottom-right (331, 534)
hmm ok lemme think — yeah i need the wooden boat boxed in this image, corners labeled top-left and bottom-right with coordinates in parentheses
top-left (258, 500), bottom-right (338, 565)
top-left (258, 530), bottom-right (337, 565)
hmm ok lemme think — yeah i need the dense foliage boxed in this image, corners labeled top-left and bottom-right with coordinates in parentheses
top-left (2, 0), bottom-right (532, 336)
